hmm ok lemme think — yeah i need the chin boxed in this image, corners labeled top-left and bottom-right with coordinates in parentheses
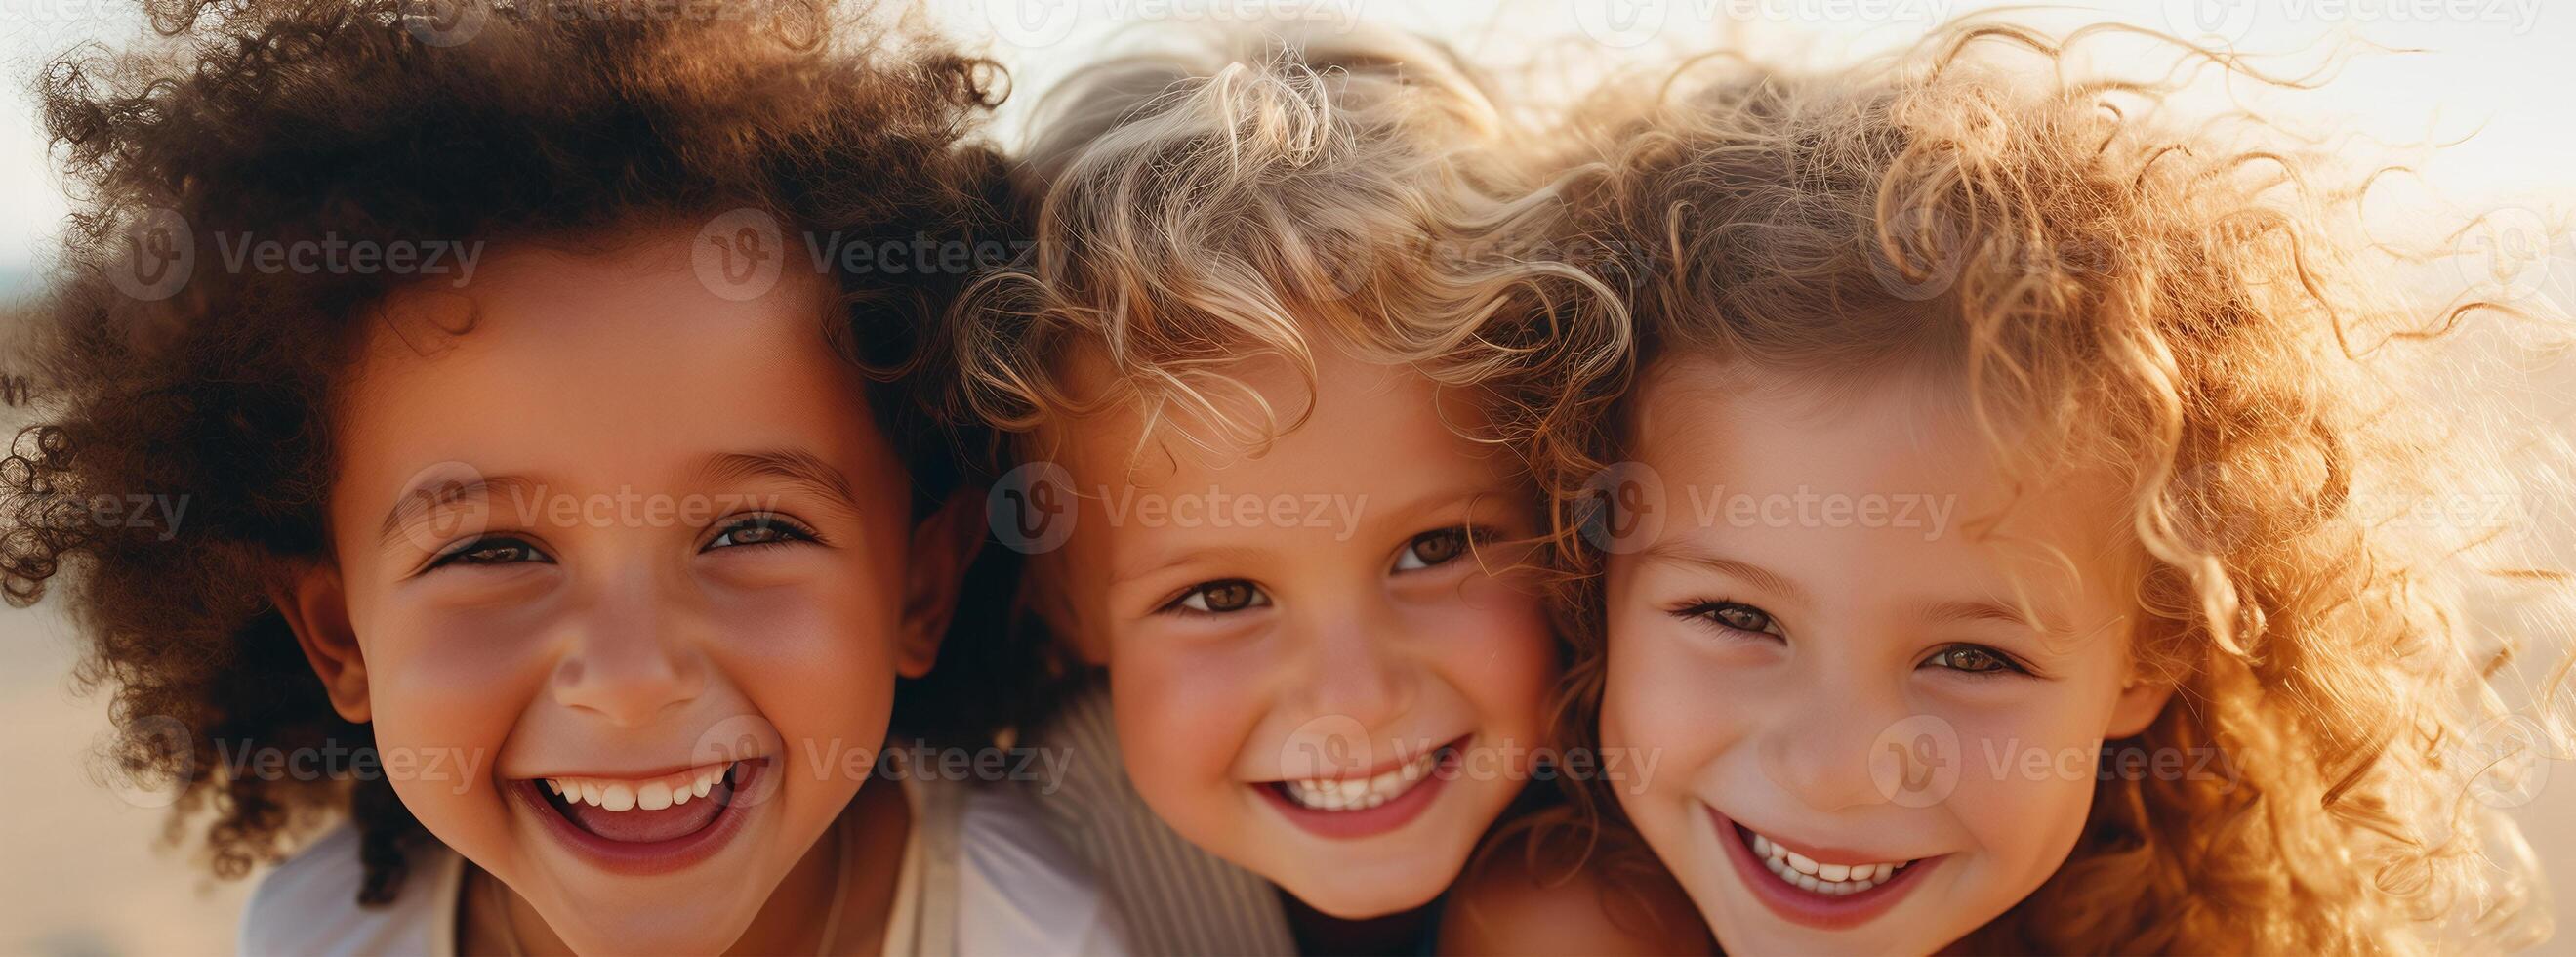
top-left (1270, 853), bottom-right (1457, 920)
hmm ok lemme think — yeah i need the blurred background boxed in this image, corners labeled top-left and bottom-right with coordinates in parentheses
top-left (2, 0), bottom-right (2572, 952)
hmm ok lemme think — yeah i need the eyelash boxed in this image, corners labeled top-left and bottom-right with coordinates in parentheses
top-left (1155, 525), bottom-right (1489, 617)
top-left (1670, 600), bottom-right (2036, 678)
top-left (1161, 579), bottom-right (1268, 616)
top-left (420, 514), bottom-right (821, 573)
top-left (1393, 525), bottom-right (1479, 573)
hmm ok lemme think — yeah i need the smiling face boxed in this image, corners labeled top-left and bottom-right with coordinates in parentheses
top-left (280, 225), bottom-right (970, 954)
top-left (1029, 348), bottom-right (1555, 918)
top-left (1599, 356), bottom-right (2174, 955)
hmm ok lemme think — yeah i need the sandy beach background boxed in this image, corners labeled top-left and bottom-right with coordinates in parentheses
top-left (3, 1), bottom-right (2574, 953)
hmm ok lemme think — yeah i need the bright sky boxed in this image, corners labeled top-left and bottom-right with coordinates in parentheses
top-left (3, 0), bottom-right (2571, 270)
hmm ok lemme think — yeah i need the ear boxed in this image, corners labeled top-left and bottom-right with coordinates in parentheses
top-left (896, 490), bottom-right (987, 679)
top-left (2105, 671), bottom-right (2177, 740)
top-left (270, 562), bottom-right (371, 724)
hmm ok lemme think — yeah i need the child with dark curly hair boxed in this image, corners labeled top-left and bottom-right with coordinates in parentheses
top-left (2, 1), bottom-right (1123, 953)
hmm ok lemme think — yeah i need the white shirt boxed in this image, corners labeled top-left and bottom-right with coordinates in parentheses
top-left (237, 774), bottom-right (1125, 956)
top-left (1023, 682), bottom-right (1297, 956)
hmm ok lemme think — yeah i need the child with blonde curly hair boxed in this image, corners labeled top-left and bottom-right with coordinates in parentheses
top-left (953, 22), bottom-right (1704, 954)
top-left (1497, 21), bottom-right (2570, 956)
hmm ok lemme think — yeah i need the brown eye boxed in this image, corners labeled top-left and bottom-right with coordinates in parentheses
top-left (429, 535), bottom-right (551, 570)
top-left (706, 515), bottom-right (818, 551)
top-left (1925, 645), bottom-right (2018, 675)
top-left (1707, 603), bottom-right (1775, 634)
top-left (1177, 579), bottom-right (1269, 614)
top-left (1396, 528), bottom-right (1469, 571)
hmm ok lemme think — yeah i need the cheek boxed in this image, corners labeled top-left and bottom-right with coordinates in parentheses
top-left (708, 579), bottom-right (904, 777)
top-left (348, 607), bottom-right (541, 843)
top-left (1600, 609), bottom-right (1734, 785)
top-left (1413, 577), bottom-right (1555, 740)
top-left (1942, 685), bottom-right (2119, 880)
top-left (1109, 636), bottom-right (1269, 795)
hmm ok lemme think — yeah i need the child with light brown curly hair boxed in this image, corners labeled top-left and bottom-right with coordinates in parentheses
top-left (1486, 20), bottom-right (2572, 956)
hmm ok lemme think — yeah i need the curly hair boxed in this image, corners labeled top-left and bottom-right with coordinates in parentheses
top-left (1533, 21), bottom-right (2570, 955)
top-left (1, 0), bottom-right (1013, 905)
top-left (952, 22), bottom-right (1628, 468)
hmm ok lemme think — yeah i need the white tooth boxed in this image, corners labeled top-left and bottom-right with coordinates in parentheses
top-left (544, 778), bottom-right (561, 795)
top-left (671, 785), bottom-right (693, 807)
top-left (1753, 834), bottom-right (1774, 858)
top-left (637, 781), bottom-right (673, 811)
top-left (694, 770), bottom-right (716, 798)
top-left (1871, 863), bottom-right (1893, 882)
top-left (1796, 874), bottom-right (1820, 893)
top-left (601, 782), bottom-right (636, 812)
top-left (1820, 863), bottom-right (1851, 882)
top-left (1786, 852), bottom-right (1820, 876)
top-left (1369, 767), bottom-right (1403, 795)
top-left (579, 780), bottom-right (602, 807)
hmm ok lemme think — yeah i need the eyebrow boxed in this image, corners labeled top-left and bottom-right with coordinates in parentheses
top-left (1925, 599), bottom-right (2068, 636)
top-left (377, 472), bottom-right (546, 547)
top-left (1636, 540), bottom-right (1812, 605)
top-left (698, 448), bottom-right (864, 520)
top-left (1113, 543), bottom-right (1276, 588)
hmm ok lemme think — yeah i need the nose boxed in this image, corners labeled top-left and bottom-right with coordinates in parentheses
top-left (549, 566), bottom-right (708, 728)
top-left (1292, 599), bottom-right (1416, 734)
top-left (1757, 668), bottom-right (1908, 813)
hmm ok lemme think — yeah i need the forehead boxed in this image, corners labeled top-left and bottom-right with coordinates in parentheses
top-left (1629, 354), bottom-right (2140, 595)
top-left (334, 225), bottom-right (900, 501)
top-left (1048, 344), bottom-right (1514, 495)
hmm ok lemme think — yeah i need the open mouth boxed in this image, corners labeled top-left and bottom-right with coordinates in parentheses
top-left (1254, 736), bottom-right (1466, 839)
top-left (512, 758), bottom-right (766, 875)
top-left (1741, 825), bottom-right (1917, 895)
top-left (1710, 807), bottom-right (1943, 931)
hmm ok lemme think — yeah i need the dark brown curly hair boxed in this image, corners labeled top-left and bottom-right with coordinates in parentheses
top-left (2, 0), bottom-right (1019, 906)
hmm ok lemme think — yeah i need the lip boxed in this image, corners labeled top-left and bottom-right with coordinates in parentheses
top-left (510, 758), bottom-right (765, 877)
top-left (1708, 805), bottom-right (1944, 932)
top-left (1253, 737), bottom-right (1466, 840)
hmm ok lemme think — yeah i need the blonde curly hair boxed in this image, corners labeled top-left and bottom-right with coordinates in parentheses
top-left (952, 22), bottom-right (1627, 467)
top-left (1534, 21), bottom-right (2570, 955)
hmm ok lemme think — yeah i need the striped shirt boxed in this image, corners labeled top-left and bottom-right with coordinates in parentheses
top-left (1025, 681), bottom-right (1297, 956)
